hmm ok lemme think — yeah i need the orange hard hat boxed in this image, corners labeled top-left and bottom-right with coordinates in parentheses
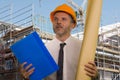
top-left (50, 4), bottom-right (77, 26)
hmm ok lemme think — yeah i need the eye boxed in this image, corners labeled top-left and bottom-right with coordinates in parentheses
top-left (62, 18), bottom-right (67, 21)
top-left (53, 17), bottom-right (58, 22)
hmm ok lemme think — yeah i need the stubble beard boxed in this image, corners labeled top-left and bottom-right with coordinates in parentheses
top-left (53, 27), bottom-right (71, 38)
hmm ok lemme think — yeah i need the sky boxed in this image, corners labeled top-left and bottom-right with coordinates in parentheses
top-left (0, 0), bottom-right (120, 26)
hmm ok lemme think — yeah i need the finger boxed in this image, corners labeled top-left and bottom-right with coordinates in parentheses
top-left (20, 63), bottom-right (33, 77)
top-left (25, 64), bottom-right (33, 71)
top-left (88, 61), bottom-right (96, 67)
top-left (86, 71), bottom-right (95, 77)
top-left (27, 67), bottom-right (35, 76)
top-left (85, 66), bottom-right (96, 77)
top-left (20, 62), bottom-right (27, 68)
top-left (85, 61), bottom-right (97, 70)
top-left (84, 64), bottom-right (98, 77)
top-left (87, 62), bottom-right (98, 74)
top-left (84, 64), bottom-right (95, 71)
top-left (84, 66), bottom-right (95, 74)
top-left (24, 67), bottom-right (35, 78)
top-left (20, 62), bottom-right (27, 73)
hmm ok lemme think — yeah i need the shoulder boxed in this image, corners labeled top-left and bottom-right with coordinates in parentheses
top-left (45, 39), bottom-right (55, 47)
top-left (45, 38), bottom-right (59, 49)
top-left (65, 36), bottom-right (82, 49)
top-left (69, 36), bottom-right (82, 44)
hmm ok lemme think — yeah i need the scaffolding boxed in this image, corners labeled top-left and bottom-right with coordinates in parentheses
top-left (96, 23), bottom-right (120, 80)
top-left (0, 1), bottom-right (120, 80)
top-left (0, 4), bottom-right (34, 80)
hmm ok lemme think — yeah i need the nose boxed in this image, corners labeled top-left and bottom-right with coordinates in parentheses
top-left (56, 19), bottom-right (62, 24)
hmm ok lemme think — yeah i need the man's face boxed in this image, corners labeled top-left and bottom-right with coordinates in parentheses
top-left (52, 12), bottom-right (75, 37)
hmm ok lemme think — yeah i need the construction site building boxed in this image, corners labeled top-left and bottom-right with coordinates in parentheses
top-left (0, 3), bottom-right (120, 80)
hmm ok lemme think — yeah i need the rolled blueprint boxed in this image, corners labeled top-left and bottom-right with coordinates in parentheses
top-left (76, 0), bottom-right (102, 80)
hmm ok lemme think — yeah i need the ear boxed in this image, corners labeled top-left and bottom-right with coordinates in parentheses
top-left (71, 23), bottom-right (76, 29)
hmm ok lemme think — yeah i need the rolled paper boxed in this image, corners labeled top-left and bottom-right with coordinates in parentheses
top-left (76, 0), bottom-right (102, 80)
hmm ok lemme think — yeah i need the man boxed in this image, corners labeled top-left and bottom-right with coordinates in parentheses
top-left (20, 4), bottom-right (99, 80)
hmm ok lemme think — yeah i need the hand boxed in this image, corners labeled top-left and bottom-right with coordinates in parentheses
top-left (84, 61), bottom-right (98, 78)
top-left (20, 62), bottom-right (35, 79)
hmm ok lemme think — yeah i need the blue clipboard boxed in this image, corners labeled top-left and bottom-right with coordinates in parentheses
top-left (10, 31), bottom-right (58, 80)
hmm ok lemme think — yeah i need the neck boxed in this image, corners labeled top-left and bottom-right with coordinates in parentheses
top-left (56, 34), bottom-right (70, 42)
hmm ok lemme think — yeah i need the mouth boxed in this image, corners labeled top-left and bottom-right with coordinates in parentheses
top-left (56, 25), bottom-right (63, 29)
top-left (55, 27), bottom-right (63, 31)
top-left (54, 26), bottom-right (63, 33)
top-left (56, 27), bottom-right (62, 29)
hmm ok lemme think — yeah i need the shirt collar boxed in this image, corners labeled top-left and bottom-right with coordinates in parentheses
top-left (54, 36), bottom-right (72, 44)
